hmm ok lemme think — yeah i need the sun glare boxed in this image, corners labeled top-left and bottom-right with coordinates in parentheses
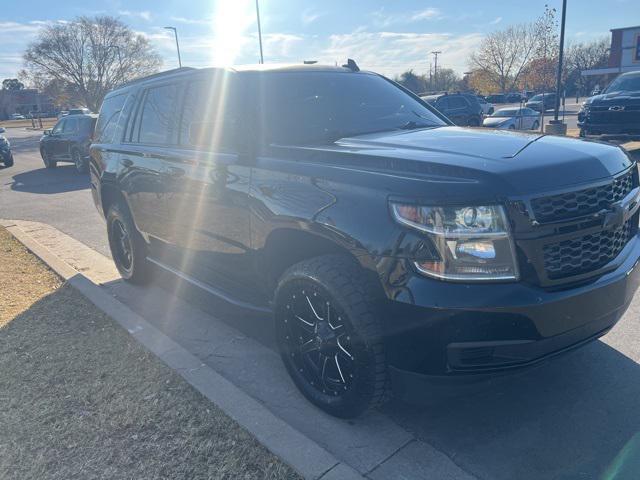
top-left (211, 0), bottom-right (256, 66)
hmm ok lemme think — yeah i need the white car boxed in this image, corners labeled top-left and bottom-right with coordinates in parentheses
top-left (10, 113), bottom-right (25, 120)
top-left (477, 96), bottom-right (494, 115)
top-left (482, 107), bottom-right (540, 130)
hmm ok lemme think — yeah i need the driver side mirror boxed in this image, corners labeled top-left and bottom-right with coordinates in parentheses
top-left (44, 129), bottom-right (51, 136)
top-left (0, 127), bottom-right (5, 134)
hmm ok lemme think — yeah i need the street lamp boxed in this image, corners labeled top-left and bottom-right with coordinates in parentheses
top-left (255, 0), bottom-right (264, 64)
top-left (549, 0), bottom-right (567, 134)
top-left (164, 26), bottom-right (182, 68)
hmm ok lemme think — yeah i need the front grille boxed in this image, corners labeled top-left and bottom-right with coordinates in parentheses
top-left (530, 170), bottom-right (633, 223)
top-left (543, 220), bottom-right (633, 279)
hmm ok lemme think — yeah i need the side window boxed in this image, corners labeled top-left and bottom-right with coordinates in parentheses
top-left (179, 76), bottom-right (238, 151)
top-left (448, 97), bottom-right (467, 109)
top-left (52, 119), bottom-right (65, 134)
top-left (436, 97), bottom-right (449, 110)
top-left (137, 83), bottom-right (180, 145)
top-left (95, 94), bottom-right (127, 143)
top-left (63, 117), bottom-right (78, 133)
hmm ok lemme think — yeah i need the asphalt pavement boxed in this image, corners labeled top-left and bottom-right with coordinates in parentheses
top-left (2, 127), bottom-right (640, 479)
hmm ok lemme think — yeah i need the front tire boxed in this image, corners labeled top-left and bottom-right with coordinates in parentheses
top-left (72, 149), bottom-right (87, 173)
top-left (532, 121), bottom-right (540, 130)
top-left (41, 148), bottom-right (56, 169)
top-left (275, 255), bottom-right (389, 418)
top-left (106, 203), bottom-right (151, 284)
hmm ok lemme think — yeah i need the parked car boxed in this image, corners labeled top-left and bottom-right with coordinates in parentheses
top-left (40, 114), bottom-right (97, 172)
top-left (482, 107), bottom-right (540, 130)
top-left (505, 93), bottom-right (525, 103)
top-left (525, 93), bottom-right (556, 112)
top-left (57, 111), bottom-right (69, 119)
top-left (0, 127), bottom-right (13, 167)
top-left (10, 113), bottom-right (25, 120)
top-left (485, 94), bottom-right (507, 104)
top-left (578, 71), bottom-right (640, 137)
top-left (421, 93), bottom-right (483, 126)
top-left (91, 64), bottom-right (640, 418)
top-left (68, 107), bottom-right (92, 115)
top-left (477, 96), bottom-right (494, 115)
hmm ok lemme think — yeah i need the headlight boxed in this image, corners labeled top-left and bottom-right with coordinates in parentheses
top-left (390, 203), bottom-right (519, 281)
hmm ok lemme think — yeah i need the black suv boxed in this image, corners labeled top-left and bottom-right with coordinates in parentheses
top-left (420, 93), bottom-right (483, 126)
top-left (40, 114), bottom-right (97, 172)
top-left (91, 65), bottom-right (640, 418)
top-left (578, 71), bottom-right (640, 137)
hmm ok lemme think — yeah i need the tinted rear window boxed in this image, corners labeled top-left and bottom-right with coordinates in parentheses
top-left (95, 94), bottom-right (126, 143)
top-left (258, 72), bottom-right (445, 145)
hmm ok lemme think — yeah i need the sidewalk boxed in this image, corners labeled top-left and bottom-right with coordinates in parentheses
top-left (0, 226), bottom-right (301, 480)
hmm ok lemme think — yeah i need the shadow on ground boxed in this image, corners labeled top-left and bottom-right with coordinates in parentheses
top-left (10, 166), bottom-right (88, 194)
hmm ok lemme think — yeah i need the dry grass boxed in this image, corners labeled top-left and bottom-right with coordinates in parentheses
top-left (0, 227), bottom-right (300, 480)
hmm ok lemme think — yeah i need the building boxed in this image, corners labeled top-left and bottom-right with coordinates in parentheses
top-left (582, 25), bottom-right (640, 78)
top-left (0, 89), bottom-right (55, 119)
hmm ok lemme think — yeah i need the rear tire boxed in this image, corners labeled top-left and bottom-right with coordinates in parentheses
top-left (106, 203), bottom-right (151, 284)
top-left (274, 254), bottom-right (389, 418)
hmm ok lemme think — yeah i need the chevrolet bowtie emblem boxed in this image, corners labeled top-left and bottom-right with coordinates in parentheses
top-left (609, 105), bottom-right (626, 111)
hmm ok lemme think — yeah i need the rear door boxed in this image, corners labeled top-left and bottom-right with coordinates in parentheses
top-left (122, 82), bottom-right (182, 240)
top-left (158, 72), bottom-right (254, 295)
top-left (59, 117), bottom-right (79, 159)
top-left (445, 96), bottom-right (470, 125)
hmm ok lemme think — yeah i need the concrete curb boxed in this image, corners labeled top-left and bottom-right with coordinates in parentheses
top-left (4, 222), bottom-right (364, 480)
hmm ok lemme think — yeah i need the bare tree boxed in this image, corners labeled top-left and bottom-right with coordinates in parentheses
top-left (469, 23), bottom-right (538, 93)
top-left (23, 16), bottom-right (161, 111)
top-left (565, 38), bottom-right (609, 95)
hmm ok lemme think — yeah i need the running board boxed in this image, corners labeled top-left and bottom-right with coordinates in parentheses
top-left (146, 257), bottom-right (272, 314)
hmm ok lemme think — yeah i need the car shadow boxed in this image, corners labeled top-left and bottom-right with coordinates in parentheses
top-left (381, 331), bottom-right (640, 480)
top-left (10, 166), bottom-right (88, 194)
top-left (102, 262), bottom-right (640, 479)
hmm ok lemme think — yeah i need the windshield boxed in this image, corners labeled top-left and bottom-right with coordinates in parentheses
top-left (529, 94), bottom-right (553, 101)
top-left (605, 74), bottom-right (640, 93)
top-left (492, 109), bottom-right (519, 117)
top-left (258, 72), bottom-right (446, 144)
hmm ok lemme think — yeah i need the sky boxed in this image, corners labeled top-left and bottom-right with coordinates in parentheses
top-left (0, 0), bottom-right (637, 82)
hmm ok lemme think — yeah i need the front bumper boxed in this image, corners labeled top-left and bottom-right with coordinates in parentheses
top-left (383, 233), bottom-right (640, 377)
top-left (578, 119), bottom-right (640, 136)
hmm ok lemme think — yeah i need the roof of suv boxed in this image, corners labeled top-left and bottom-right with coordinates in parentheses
top-left (103, 63), bottom-right (373, 101)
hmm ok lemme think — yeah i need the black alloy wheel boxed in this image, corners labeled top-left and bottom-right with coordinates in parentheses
top-left (106, 203), bottom-right (151, 284)
top-left (275, 255), bottom-right (388, 418)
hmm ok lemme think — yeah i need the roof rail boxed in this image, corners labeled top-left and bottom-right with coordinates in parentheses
top-left (117, 67), bottom-right (196, 89)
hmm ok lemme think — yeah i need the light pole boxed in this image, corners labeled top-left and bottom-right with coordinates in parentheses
top-left (431, 51), bottom-right (441, 91)
top-left (255, 0), bottom-right (264, 64)
top-left (548, 0), bottom-right (568, 134)
top-left (164, 26), bottom-right (182, 68)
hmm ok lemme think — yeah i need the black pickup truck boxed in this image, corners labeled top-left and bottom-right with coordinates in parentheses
top-left (579, 71), bottom-right (640, 137)
top-left (90, 64), bottom-right (640, 418)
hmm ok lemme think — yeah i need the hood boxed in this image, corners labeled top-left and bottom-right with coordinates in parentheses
top-left (285, 127), bottom-right (633, 199)
top-left (482, 117), bottom-right (512, 127)
top-left (587, 90), bottom-right (640, 105)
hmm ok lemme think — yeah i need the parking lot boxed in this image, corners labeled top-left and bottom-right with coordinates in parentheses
top-left (2, 126), bottom-right (640, 479)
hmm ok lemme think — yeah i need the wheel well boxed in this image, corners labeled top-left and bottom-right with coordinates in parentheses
top-left (100, 183), bottom-right (128, 218)
top-left (262, 229), bottom-right (377, 292)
